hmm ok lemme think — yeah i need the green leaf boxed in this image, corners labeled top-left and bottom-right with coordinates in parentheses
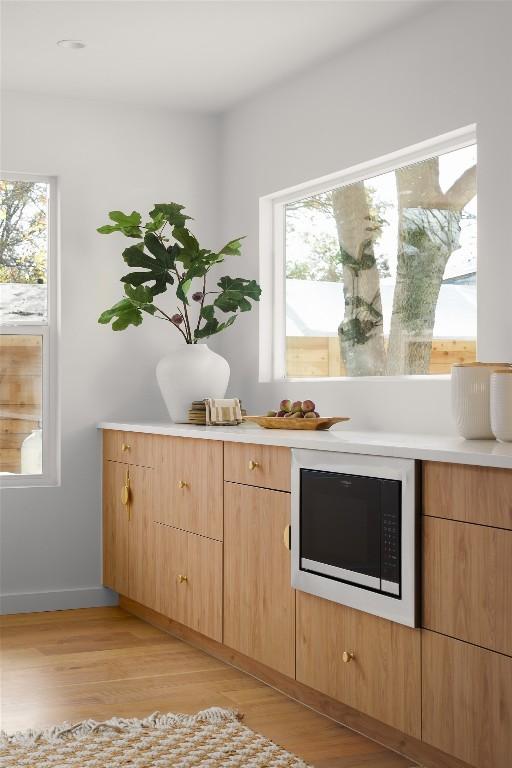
top-left (109, 210), bottom-right (142, 227)
top-left (214, 276), bottom-right (262, 313)
top-left (121, 243), bottom-right (174, 296)
top-left (195, 306), bottom-right (236, 340)
top-left (176, 278), bottom-right (192, 304)
top-left (216, 237), bottom-right (245, 258)
top-left (144, 233), bottom-right (173, 266)
top-left (98, 298), bottom-right (144, 331)
top-left (149, 203), bottom-right (191, 229)
top-left (173, 226), bottom-right (199, 252)
top-left (97, 224), bottom-right (119, 234)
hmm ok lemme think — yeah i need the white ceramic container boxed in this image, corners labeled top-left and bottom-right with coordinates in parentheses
top-left (491, 369), bottom-right (512, 442)
top-left (156, 343), bottom-right (230, 423)
top-left (451, 363), bottom-right (509, 439)
top-left (21, 428), bottom-right (42, 474)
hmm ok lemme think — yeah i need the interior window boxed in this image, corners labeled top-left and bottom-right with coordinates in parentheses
top-left (0, 178), bottom-right (52, 478)
top-left (283, 143), bottom-right (477, 378)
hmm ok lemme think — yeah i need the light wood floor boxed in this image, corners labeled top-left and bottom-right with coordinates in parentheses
top-left (0, 606), bottom-right (416, 767)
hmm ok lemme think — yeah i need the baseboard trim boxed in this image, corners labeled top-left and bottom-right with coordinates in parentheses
top-left (0, 587), bottom-right (118, 615)
top-left (120, 595), bottom-right (474, 768)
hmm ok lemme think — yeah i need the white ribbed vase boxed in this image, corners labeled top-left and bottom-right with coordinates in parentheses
top-left (491, 370), bottom-right (512, 442)
top-left (451, 363), bottom-right (509, 440)
top-left (156, 343), bottom-right (230, 423)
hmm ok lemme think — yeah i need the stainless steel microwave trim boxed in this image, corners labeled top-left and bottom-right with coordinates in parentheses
top-left (300, 557), bottom-right (381, 590)
top-left (291, 449), bottom-right (418, 628)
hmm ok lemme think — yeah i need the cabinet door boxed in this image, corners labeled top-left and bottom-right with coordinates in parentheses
top-left (296, 591), bottom-right (421, 738)
top-left (103, 460), bottom-right (130, 595)
top-left (128, 464), bottom-right (157, 610)
top-left (422, 630), bottom-right (512, 768)
top-left (155, 523), bottom-right (222, 642)
top-left (155, 436), bottom-right (223, 540)
top-left (223, 482), bottom-right (295, 677)
top-left (423, 516), bottom-right (512, 655)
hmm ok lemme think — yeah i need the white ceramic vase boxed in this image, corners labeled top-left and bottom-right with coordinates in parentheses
top-left (156, 343), bottom-right (230, 423)
top-left (491, 369), bottom-right (512, 442)
top-left (451, 363), bottom-right (508, 439)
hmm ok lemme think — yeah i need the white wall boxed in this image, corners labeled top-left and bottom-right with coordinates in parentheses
top-left (217, 1), bottom-right (512, 433)
top-left (0, 92), bottom-right (220, 612)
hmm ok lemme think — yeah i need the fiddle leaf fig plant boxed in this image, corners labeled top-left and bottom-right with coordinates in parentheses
top-left (97, 203), bottom-right (261, 343)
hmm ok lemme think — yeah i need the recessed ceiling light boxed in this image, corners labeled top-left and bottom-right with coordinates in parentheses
top-left (57, 40), bottom-right (86, 50)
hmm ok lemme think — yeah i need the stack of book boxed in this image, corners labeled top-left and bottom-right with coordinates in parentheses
top-left (187, 400), bottom-right (246, 425)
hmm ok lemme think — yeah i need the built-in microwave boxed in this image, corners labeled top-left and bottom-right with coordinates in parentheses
top-left (291, 450), bottom-right (419, 627)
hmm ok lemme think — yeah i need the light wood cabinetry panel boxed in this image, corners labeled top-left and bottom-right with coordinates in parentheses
top-left (423, 461), bottom-right (512, 529)
top-left (296, 591), bottom-right (421, 738)
top-left (154, 436), bottom-right (223, 540)
top-left (128, 464), bottom-right (157, 611)
top-left (155, 523), bottom-right (222, 642)
top-left (103, 460), bottom-right (156, 608)
top-left (103, 460), bottom-right (129, 595)
top-left (423, 516), bottom-right (512, 655)
top-left (103, 430), bottom-right (156, 467)
top-left (422, 630), bottom-right (512, 768)
top-left (224, 442), bottom-right (291, 492)
top-left (223, 482), bottom-right (295, 677)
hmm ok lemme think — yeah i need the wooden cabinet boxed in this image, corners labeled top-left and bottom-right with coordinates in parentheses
top-left (224, 442), bottom-right (291, 492)
top-left (423, 516), bottom-right (512, 655)
top-left (223, 482), bottom-right (295, 677)
top-left (423, 461), bottom-right (512, 529)
top-left (103, 460), bottom-right (156, 609)
top-left (103, 429), bottom-right (156, 467)
top-left (296, 591), bottom-right (421, 738)
top-left (154, 523), bottom-right (222, 642)
top-left (422, 630), bottom-right (512, 768)
top-left (154, 436), bottom-right (223, 540)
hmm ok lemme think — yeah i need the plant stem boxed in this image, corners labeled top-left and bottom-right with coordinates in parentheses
top-left (153, 305), bottom-right (189, 343)
top-left (195, 273), bottom-right (208, 335)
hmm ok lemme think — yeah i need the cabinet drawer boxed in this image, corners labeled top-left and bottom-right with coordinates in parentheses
top-left (423, 516), bottom-right (512, 655)
top-left (422, 630), bottom-right (512, 768)
top-left (103, 430), bottom-right (156, 467)
top-left (296, 591), bottom-right (421, 738)
top-left (224, 442), bottom-right (291, 491)
top-left (423, 461), bottom-right (512, 529)
top-left (154, 523), bottom-right (222, 642)
top-left (154, 436), bottom-right (223, 540)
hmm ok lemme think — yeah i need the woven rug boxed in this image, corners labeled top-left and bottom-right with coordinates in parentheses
top-left (0, 707), bottom-right (311, 767)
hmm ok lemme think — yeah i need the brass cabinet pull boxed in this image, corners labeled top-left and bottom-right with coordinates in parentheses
top-left (120, 471), bottom-right (131, 520)
top-left (121, 443), bottom-right (131, 452)
top-left (177, 574), bottom-right (188, 584)
top-left (178, 480), bottom-right (189, 489)
top-left (283, 524), bottom-right (291, 551)
top-left (342, 650), bottom-right (355, 664)
top-left (248, 460), bottom-right (260, 471)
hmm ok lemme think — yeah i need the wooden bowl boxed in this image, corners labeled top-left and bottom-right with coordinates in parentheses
top-left (243, 415), bottom-right (350, 431)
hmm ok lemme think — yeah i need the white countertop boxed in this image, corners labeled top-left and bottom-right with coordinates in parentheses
top-left (98, 421), bottom-right (512, 469)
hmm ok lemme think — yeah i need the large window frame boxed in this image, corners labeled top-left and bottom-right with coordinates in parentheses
top-left (259, 124), bottom-right (477, 383)
top-left (0, 172), bottom-right (60, 488)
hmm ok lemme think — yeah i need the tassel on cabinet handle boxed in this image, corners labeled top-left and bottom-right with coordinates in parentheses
top-left (121, 471), bottom-right (131, 520)
top-left (283, 524), bottom-right (291, 551)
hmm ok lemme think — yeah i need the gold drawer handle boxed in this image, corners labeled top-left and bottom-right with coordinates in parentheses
top-left (121, 443), bottom-right (131, 452)
top-left (178, 480), bottom-right (189, 489)
top-left (248, 460), bottom-right (260, 471)
top-left (342, 650), bottom-right (355, 664)
top-left (177, 574), bottom-right (188, 584)
top-left (121, 485), bottom-right (130, 506)
top-left (283, 524), bottom-right (291, 551)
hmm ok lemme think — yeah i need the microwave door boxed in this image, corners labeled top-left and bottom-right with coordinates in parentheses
top-left (299, 469), bottom-right (382, 590)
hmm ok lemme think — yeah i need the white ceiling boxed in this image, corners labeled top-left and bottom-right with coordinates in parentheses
top-left (1, 1), bottom-right (433, 112)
